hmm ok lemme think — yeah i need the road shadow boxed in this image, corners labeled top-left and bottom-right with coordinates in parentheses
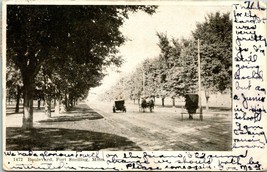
top-left (6, 127), bottom-right (142, 151)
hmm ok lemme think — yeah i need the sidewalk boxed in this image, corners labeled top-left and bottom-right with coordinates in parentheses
top-left (124, 101), bottom-right (231, 117)
top-left (5, 103), bottom-right (103, 128)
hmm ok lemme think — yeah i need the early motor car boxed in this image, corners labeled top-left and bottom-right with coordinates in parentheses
top-left (113, 100), bottom-right (126, 113)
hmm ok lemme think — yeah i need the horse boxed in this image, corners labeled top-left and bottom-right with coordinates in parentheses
top-left (141, 99), bottom-right (147, 112)
top-left (148, 99), bottom-right (154, 112)
top-left (140, 99), bottom-right (154, 112)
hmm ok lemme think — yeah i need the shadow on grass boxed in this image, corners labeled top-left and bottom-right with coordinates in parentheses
top-left (39, 103), bottom-right (103, 122)
top-left (6, 127), bottom-right (142, 151)
top-left (6, 106), bottom-right (23, 116)
top-left (38, 113), bottom-right (103, 122)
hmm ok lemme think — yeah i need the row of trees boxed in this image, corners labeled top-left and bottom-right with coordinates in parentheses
top-left (6, 5), bottom-right (157, 129)
top-left (102, 12), bottom-right (232, 108)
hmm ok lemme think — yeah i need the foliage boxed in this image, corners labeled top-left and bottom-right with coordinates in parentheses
top-left (192, 12), bottom-right (232, 93)
top-left (103, 11), bottom-right (232, 103)
top-left (6, 5), bottom-right (157, 128)
top-left (6, 54), bottom-right (23, 99)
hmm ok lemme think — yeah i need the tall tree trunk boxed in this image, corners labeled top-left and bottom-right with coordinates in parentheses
top-left (64, 93), bottom-right (69, 111)
top-left (205, 97), bottom-right (209, 111)
top-left (45, 96), bottom-right (52, 118)
top-left (70, 98), bottom-right (73, 108)
top-left (161, 97), bottom-right (165, 107)
top-left (55, 98), bottom-right (60, 114)
top-left (172, 97), bottom-right (175, 107)
top-left (8, 94), bottom-right (11, 105)
top-left (15, 85), bottom-right (21, 113)
top-left (37, 99), bottom-right (41, 110)
top-left (205, 90), bottom-right (210, 111)
top-left (22, 79), bottom-right (34, 129)
top-left (54, 98), bottom-right (56, 108)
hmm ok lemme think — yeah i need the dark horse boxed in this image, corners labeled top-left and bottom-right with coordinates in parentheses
top-left (141, 99), bottom-right (154, 112)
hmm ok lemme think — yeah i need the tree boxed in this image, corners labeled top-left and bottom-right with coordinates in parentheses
top-left (155, 33), bottom-right (173, 106)
top-left (179, 40), bottom-right (199, 95)
top-left (143, 58), bottom-right (160, 103)
top-left (6, 54), bottom-right (23, 113)
top-left (192, 12), bottom-right (232, 110)
top-left (101, 11), bottom-right (231, 112)
top-left (7, 5), bottom-right (157, 129)
top-left (156, 33), bottom-right (192, 106)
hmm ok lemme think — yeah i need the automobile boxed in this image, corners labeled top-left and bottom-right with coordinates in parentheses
top-left (113, 100), bottom-right (126, 113)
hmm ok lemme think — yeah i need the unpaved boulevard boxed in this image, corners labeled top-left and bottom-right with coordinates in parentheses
top-left (83, 101), bottom-right (232, 151)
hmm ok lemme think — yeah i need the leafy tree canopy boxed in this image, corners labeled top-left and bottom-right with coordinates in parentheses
top-left (6, 5), bottom-right (157, 129)
top-left (192, 12), bottom-right (232, 92)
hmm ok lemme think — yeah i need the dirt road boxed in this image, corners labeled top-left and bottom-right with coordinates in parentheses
top-left (82, 101), bottom-right (232, 151)
top-left (6, 101), bottom-right (232, 151)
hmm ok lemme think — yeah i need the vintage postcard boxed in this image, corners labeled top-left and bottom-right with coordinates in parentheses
top-left (2, 0), bottom-right (267, 171)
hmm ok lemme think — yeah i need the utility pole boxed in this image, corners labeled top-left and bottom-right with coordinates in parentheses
top-left (122, 78), bottom-right (125, 100)
top-left (198, 39), bottom-right (203, 120)
top-left (142, 67), bottom-right (145, 96)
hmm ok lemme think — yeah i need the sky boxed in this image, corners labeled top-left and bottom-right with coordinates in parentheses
top-left (89, 4), bottom-right (231, 97)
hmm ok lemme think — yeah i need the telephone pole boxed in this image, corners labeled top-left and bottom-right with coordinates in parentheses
top-left (142, 67), bottom-right (145, 96)
top-left (198, 39), bottom-right (203, 120)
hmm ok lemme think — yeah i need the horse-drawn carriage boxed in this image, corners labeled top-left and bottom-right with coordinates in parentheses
top-left (140, 98), bottom-right (154, 112)
top-left (113, 100), bottom-right (126, 113)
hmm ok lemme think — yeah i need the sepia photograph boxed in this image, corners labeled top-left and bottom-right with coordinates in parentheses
top-left (5, 4), bottom-right (233, 152)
